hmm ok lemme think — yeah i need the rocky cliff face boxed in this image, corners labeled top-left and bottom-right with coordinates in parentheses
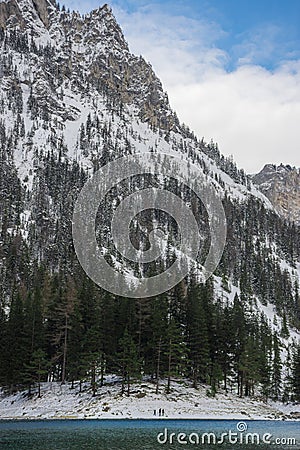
top-left (0, 0), bottom-right (57, 29)
top-left (0, 0), bottom-right (23, 28)
top-left (0, 0), bottom-right (299, 327)
top-left (253, 164), bottom-right (300, 225)
top-left (0, 0), bottom-right (179, 131)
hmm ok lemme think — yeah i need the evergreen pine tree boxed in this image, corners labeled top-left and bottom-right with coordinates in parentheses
top-left (291, 344), bottom-right (300, 401)
top-left (24, 348), bottom-right (49, 397)
top-left (119, 327), bottom-right (140, 396)
top-left (271, 333), bottom-right (282, 400)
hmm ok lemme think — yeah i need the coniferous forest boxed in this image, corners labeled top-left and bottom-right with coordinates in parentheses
top-left (0, 261), bottom-right (299, 402)
top-left (0, 0), bottom-right (299, 408)
top-left (0, 150), bottom-right (300, 402)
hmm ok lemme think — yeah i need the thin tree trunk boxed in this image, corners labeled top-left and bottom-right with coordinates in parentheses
top-left (127, 373), bottom-right (130, 397)
top-left (167, 339), bottom-right (172, 394)
top-left (121, 364), bottom-right (125, 395)
top-left (61, 313), bottom-right (68, 384)
top-left (38, 361), bottom-right (41, 398)
top-left (31, 311), bottom-right (36, 353)
top-left (156, 336), bottom-right (162, 395)
top-left (240, 371), bottom-right (243, 397)
top-left (193, 365), bottom-right (198, 389)
top-left (137, 301), bottom-right (142, 357)
top-left (100, 353), bottom-right (104, 387)
top-left (91, 364), bottom-right (96, 397)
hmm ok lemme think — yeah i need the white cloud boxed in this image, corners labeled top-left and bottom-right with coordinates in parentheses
top-left (112, 3), bottom-right (228, 83)
top-left (111, 3), bottom-right (300, 173)
top-left (233, 24), bottom-right (283, 66)
top-left (170, 64), bottom-right (300, 173)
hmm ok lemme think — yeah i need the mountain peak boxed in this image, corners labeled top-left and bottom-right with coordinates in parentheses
top-left (0, 0), bottom-right (178, 134)
top-left (100, 3), bottom-right (112, 13)
top-left (253, 163), bottom-right (300, 225)
top-left (87, 3), bottom-right (113, 18)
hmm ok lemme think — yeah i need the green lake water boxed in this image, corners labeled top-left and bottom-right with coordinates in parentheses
top-left (0, 419), bottom-right (299, 449)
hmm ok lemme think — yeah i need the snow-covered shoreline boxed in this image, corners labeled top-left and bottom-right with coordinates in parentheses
top-left (0, 379), bottom-right (299, 421)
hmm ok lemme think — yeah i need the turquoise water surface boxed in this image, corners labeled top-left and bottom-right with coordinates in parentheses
top-left (0, 419), bottom-right (299, 449)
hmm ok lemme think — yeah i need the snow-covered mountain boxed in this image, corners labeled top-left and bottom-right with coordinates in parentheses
top-left (0, 0), bottom-right (272, 197)
top-left (253, 164), bottom-right (300, 226)
top-left (0, 0), bottom-right (300, 405)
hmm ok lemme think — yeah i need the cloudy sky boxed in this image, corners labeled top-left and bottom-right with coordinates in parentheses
top-left (63, 0), bottom-right (300, 173)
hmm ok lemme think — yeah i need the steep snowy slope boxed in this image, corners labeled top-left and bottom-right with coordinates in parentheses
top-left (0, 0), bottom-right (272, 202)
top-left (0, 0), bottom-right (299, 403)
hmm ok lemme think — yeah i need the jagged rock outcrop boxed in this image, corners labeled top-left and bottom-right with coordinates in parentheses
top-left (0, 0), bottom-right (179, 131)
top-left (253, 164), bottom-right (300, 225)
top-left (33, 0), bottom-right (57, 27)
top-left (0, 0), bottom-right (24, 28)
top-left (0, 0), bottom-right (57, 30)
